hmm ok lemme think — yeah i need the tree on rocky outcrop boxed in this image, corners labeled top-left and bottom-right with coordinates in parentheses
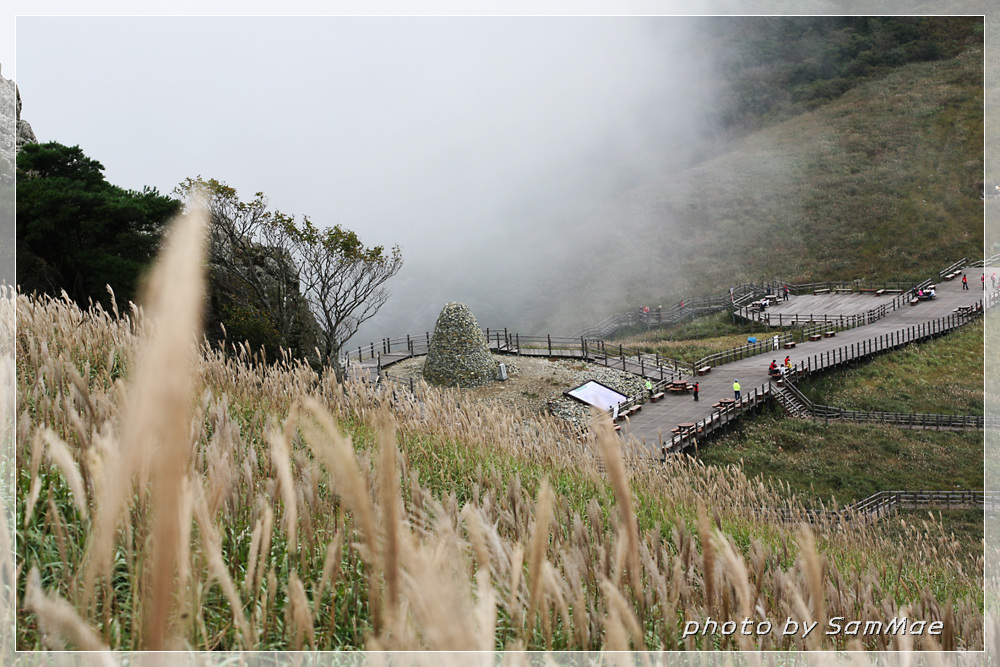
top-left (176, 177), bottom-right (402, 373)
top-left (423, 302), bottom-right (497, 388)
top-left (290, 216), bottom-right (402, 376)
top-left (16, 142), bottom-right (179, 309)
top-left (175, 176), bottom-right (319, 360)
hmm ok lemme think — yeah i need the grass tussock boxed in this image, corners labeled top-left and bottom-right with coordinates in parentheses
top-left (8, 210), bottom-right (987, 651)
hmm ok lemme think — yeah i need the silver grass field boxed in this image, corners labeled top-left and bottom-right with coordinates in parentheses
top-left (5, 207), bottom-right (992, 653)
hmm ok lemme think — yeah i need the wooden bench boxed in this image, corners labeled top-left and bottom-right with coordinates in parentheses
top-left (631, 403), bottom-right (642, 413)
top-left (824, 330), bottom-right (836, 338)
top-left (783, 341), bottom-right (796, 349)
top-left (909, 298), bottom-right (918, 306)
top-left (668, 386), bottom-right (687, 394)
top-left (884, 289), bottom-right (903, 294)
top-left (697, 365), bottom-right (711, 376)
top-left (808, 334), bottom-right (822, 341)
top-left (834, 287), bottom-right (853, 294)
top-left (650, 391), bottom-right (665, 403)
top-left (874, 288), bottom-right (886, 296)
top-left (814, 288), bottom-right (830, 295)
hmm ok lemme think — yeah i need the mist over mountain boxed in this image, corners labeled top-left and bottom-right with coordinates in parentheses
top-left (12, 16), bottom-right (983, 350)
top-left (356, 16), bottom-right (983, 344)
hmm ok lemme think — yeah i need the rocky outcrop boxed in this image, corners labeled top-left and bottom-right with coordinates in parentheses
top-left (0, 66), bottom-right (16, 181)
top-left (16, 84), bottom-right (36, 149)
top-left (423, 302), bottom-right (497, 388)
top-left (0, 63), bottom-right (36, 182)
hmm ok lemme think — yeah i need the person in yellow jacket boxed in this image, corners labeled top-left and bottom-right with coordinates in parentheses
top-left (733, 379), bottom-right (741, 400)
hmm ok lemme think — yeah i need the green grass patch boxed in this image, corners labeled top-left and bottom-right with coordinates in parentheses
top-left (698, 414), bottom-right (983, 505)
top-left (796, 318), bottom-right (983, 415)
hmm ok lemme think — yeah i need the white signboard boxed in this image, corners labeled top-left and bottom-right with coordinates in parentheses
top-left (564, 380), bottom-right (628, 419)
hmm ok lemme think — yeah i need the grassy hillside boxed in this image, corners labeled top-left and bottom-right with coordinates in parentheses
top-left (538, 44), bottom-right (983, 335)
top-left (699, 417), bottom-right (982, 505)
top-left (795, 318), bottom-right (984, 416)
top-left (649, 310), bottom-right (984, 505)
top-left (9, 260), bottom-right (985, 651)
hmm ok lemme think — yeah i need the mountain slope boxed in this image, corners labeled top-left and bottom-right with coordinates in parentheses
top-left (536, 44), bottom-right (983, 334)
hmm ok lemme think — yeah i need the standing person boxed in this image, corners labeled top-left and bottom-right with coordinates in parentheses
top-left (693, 381), bottom-right (699, 401)
top-left (962, 274), bottom-right (969, 290)
top-left (645, 378), bottom-right (653, 400)
top-left (992, 273), bottom-right (996, 290)
top-left (657, 305), bottom-right (662, 323)
top-left (733, 379), bottom-right (741, 400)
top-left (784, 285), bottom-right (789, 301)
top-left (983, 274), bottom-right (986, 290)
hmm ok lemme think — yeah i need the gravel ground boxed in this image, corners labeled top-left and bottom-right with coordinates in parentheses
top-left (383, 354), bottom-right (646, 429)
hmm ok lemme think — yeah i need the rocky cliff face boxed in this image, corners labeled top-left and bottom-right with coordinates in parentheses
top-left (0, 63), bottom-right (36, 182)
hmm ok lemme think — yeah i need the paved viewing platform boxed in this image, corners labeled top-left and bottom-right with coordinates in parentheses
top-left (620, 265), bottom-right (996, 454)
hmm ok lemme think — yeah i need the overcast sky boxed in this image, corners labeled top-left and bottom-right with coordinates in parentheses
top-left (14, 14), bottom-right (715, 257)
top-left (6, 1), bottom-right (995, 340)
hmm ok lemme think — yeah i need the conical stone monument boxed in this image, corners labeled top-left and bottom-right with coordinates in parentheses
top-left (423, 302), bottom-right (497, 388)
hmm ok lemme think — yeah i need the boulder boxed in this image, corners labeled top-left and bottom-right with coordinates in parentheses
top-left (423, 302), bottom-right (497, 388)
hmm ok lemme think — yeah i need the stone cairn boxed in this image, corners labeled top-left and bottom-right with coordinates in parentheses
top-left (423, 302), bottom-right (497, 388)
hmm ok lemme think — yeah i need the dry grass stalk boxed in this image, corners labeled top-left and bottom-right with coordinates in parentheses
top-left (41, 428), bottom-right (89, 520)
top-left (138, 204), bottom-right (207, 651)
top-left (316, 529), bottom-right (344, 604)
top-left (697, 500), bottom-right (716, 618)
top-left (22, 432), bottom-right (44, 528)
top-left (797, 523), bottom-right (826, 638)
top-left (267, 419), bottom-right (298, 560)
top-left (24, 567), bottom-right (113, 661)
top-left (78, 205), bottom-right (207, 651)
top-left (300, 397), bottom-right (382, 630)
top-left (526, 477), bottom-right (554, 630)
top-left (191, 484), bottom-right (253, 649)
top-left (286, 570), bottom-right (314, 650)
top-left (599, 578), bottom-right (644, 651)
top-left (377, 410), bottom-right (401, 625)
top-left (593, 411), bottom-right (641, 602)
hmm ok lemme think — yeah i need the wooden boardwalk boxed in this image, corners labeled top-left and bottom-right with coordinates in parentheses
top-left (620, 264), bottom-right (996, 455)
top-left (347, 261), bottom-right (995, 459)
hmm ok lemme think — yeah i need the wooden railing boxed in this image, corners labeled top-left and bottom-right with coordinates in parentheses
top-left (736, 290), bottom-right (911, 328)
top-left (774, 377), bottom-right (993, 430)
top-left (753, 490), bottom-right (998, 526)
top-left (690, 333), bottom-right (794, 370)
top-left (658, 382), bottom-right (773, 456)
top-left (970, 253), bottom-right (1000, 268)
top-left (938, 257), bottom-right (968, 277)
